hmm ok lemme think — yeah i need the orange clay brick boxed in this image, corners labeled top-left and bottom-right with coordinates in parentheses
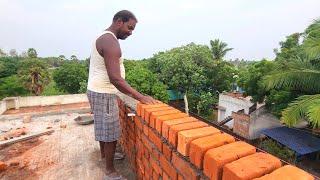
top-left (136, 103), bottom-right (167, 116)
top-left (253, 165), bottom-right (314, 180)
top-left (189, 133), bottom-right (235, 169)
top-left (149, 109), bottom-right (181, 128)
top-left (203, 141), bottom-right (256, 180)
top-left (160, 155), bottom-right (178, 180)
top-left (168, 121), bottom-right (209, 147)
top-left (155, 113), bottom-right (189, 133)
top-left (177, 126), bottom-right (220, 156)
top-left (144, 106), bottom-right (173, 123)
top-left (222, 152), bottom-right (282, 180)
top-left (162, 117), bottom-right (198, 138)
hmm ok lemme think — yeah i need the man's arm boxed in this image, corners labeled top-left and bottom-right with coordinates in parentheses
top-left (97, 34), bottom-right (156, 104)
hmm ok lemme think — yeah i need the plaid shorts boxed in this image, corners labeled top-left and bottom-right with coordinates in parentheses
top-left (87, 90), bottom-right (120, 142)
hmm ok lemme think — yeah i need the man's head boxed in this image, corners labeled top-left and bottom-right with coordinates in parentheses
top-left (112, 10), bottom-right (137, 40)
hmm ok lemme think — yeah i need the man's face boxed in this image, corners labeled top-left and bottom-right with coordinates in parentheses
top-left (117, 18), bottom-right (137, 40)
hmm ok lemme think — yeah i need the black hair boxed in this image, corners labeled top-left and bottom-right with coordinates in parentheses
top-left (113, 10), bottom-right (137, 23)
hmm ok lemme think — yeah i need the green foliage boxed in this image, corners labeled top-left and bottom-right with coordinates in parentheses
top-left (210, 39), bottom-right (233, 61)
top-left (197, 92), bottom-right (217, 117)
top-left (0, 75), bottom-right (28, 100)
top-left (274, 33), bottom-right (304, 62)
top-left (260, 139), bottom-right (295, 163)
top-left (237, 59), bottom-right (276, 103)
top-left (53, 62), bottom-right (88, 94)
top-left (41, 80), bottom-right (66, 96)
top-left (18, 59), bottom-right (50, 95)
top-left (27, 48), bottom-right (38, 58)
top-left (126, 66), bottom-right (169, 102)
top-left (206, 61), bottom-right (237, 93)
top-left (0, 56), bottom-right (22, 78)
top-left (70, 55), bottom-right (78, 61)
top-left (281, 94), bottom-right (320, 128)
top-left (265, 90), bottom-right (298, 117)
top-left (153, 43), bottom-right (211, 93)
top-left (302, 19), bottom-right (320, 60)
top-left (79, 80), bottom-right (88, 93)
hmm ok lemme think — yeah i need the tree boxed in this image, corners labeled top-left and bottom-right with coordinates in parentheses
top-left (274, 33), bottom-right (304, 62)
top-left (58, 55), bottom-right (67, 61)
top-left (210, 39), bottom-right (233, 61)
top-left (53, 62), bottom-right (88, 93)
top-left (153, 43), bottom-right (211, 114)
top-left (263, 18), bottom-right (320, 128)
top-left (238, 59), bottom-right (276, 103)
top-left (0, 56), bottom-right (21, 78)
top-left (27, 48), bottom-right (38, 58)
top-left (126, 66), bottom-right (169, 102)
top-left (70, 55), bottom-right (78, 61)
top-left (18, 59), bottom-right (50, 95)
top-left (0, 75), bottom-right (28, 99)
top-left (9, 49), bottom-right (18, 57)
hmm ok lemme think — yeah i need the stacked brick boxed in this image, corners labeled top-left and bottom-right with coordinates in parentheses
top-left (118, 101), bottom-right (314, 180)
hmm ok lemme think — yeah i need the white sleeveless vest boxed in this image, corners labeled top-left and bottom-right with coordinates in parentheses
top-left (87, 31), bottom-right (125, 94)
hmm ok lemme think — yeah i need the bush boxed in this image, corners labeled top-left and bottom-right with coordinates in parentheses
top-left (260, 139), bottom-right (295, 163)
top-left (53, 62), bottom-right (88, 94)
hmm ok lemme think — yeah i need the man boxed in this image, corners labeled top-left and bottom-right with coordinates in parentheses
top-left (87, 10), bottom-right (157, 179)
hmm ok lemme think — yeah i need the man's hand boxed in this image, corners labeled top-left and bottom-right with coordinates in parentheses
top-left (139, 95), bottom-right (158, 104)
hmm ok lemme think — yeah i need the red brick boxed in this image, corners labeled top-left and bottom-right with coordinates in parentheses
top-left (178, 175), bottom-right (184, 180)
top-left (203, 141), bottom-right (256, 180)
top-left (136, 103), bottom-right (167, 116)
top-left (151, 148), bottom-right (161, 161)
top-left (162, 143), bottom-right (172, 161)
top-left (155, 113), bottom-right (189, 133)
top-left (163, 172), bottom-right (170, 180)
top-left (222, 152), bottom-right (282, 180)
top-left (149, 109), bottom-right (181, 128)
top-left (150, 157), bottom-right (162, 175)
top-left (141, 134), bottom-right (153, 153)
top-left (160, 155), bottom-right (178, 180)
top-left (253, 165), bottom-right (314, 180)
top-left (189, 133), bottom-right (235, 169)
top-left (144, 106), bottom-right (173, 122)
top-left (153, 171), bottom-right (160, 180)
top-left (177, 126), bottom-right (220, 156)
top-left (143, 124), bottom-right (149, 136)
top-left (149, 129), bottom-right (162, 150)
top-left (136, 159), bottom-right (144, 175)
top-left (168, 121), bottom-right (209, 147)
top-left (162, 117), bottom-right (198, 138)
top-left (172, 153), bottom-right (200, 180)
top-left (134, 116), bottom-right (143, 130)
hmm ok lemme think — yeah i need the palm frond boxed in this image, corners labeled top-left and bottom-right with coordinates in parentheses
top-left (281, 94), bottom-right (320, 128)
top-left (307, 101), bottom-right (320, 128)
top-left (263, 69), bottom-right (320, 93)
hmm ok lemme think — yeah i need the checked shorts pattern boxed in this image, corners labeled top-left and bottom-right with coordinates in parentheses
top-left (87, 90), bottom-right (120, 142)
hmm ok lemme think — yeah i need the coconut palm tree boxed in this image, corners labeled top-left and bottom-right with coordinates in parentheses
top-left (210, 39), bottom-right (233, 61)
top-left (263, 19), bottom-right (320, 128)
top-left (18, 59), bottom-right (50, 96)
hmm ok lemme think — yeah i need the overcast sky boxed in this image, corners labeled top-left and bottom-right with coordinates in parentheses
top-left (0, 0), bottom-right (319, 60)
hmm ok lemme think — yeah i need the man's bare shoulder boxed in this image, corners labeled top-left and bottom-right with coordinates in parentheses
top-left (96, 33), bottom-right (120, 56)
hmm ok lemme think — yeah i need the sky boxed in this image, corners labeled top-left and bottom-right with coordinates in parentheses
top-left (0, 0), bottom-right (319, 61)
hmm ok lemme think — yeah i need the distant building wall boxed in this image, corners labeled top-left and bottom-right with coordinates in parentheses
top-left (232, 106), bottom-right (282, 140)
top-left (217, 94), bottom-right (253, 122)
top-left (0, 100), bottom-right (6, 115)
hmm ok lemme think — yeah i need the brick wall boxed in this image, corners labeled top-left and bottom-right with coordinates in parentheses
top-left (118, 101), bottom-right (314, 180)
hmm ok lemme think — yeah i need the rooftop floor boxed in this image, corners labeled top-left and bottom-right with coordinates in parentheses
top-left (0, 111), bottom-right (135, 180)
